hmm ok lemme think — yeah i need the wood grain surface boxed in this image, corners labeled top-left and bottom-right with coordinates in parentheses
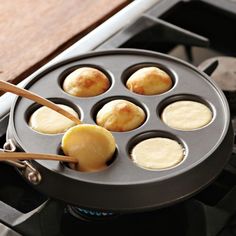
top-left (0, 0), bottom-right (130, 84)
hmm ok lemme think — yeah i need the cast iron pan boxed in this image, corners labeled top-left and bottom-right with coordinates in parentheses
top-left (7, 49), bottom-right (234, 212)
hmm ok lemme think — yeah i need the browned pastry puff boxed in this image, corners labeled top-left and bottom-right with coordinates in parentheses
top-left (96, 99), bottom-right (145, 132)
top-left (63, 67), bottom-right (110, 97)
top-left (126, 67), bottom-right (172, 95)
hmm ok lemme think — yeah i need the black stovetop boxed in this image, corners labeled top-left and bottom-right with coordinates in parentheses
top-left (0, 1), bottom-right (236, 235)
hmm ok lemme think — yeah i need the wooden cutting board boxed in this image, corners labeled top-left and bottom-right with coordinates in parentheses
top-left (0, 0), bottom-right (130, 85)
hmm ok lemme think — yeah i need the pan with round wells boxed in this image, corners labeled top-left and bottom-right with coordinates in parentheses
top-left (6, 49), bottom-right (234, 213)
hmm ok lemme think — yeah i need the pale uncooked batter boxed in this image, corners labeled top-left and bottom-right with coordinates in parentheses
top-left (61, 124), bottom-right (116, 172)
top-left (161, 100), bottom-right (212, 131)
top-left (29, 104), bottom-right (78, 134)
top-left (131, 137), bottom-right (184, 170)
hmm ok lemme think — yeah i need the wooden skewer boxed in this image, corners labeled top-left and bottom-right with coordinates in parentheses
top-left (0, 152), bottom-right (78, 163)
top-left (0, 80), bottom-right (81, 125)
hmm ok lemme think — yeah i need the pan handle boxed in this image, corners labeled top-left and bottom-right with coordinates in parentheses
top-left (0, 139), bottom-right (42, 185)
top-left (0, 141), bottom-right (64, 235)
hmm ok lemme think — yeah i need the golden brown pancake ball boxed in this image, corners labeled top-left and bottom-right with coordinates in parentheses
top-left (126, 67), bottom-right (172, 95)
top-left (96, 99), bottom-right (145, 132)
top-left (63, 67), bottom-right (110, 97)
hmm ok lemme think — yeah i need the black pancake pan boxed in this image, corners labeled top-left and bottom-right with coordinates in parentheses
top-left (6, 49), bottom-right (234, 212)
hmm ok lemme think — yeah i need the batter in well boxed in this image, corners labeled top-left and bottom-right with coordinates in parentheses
top-left (161, 100), bottom-right (212, 131)
top-left (29, 104), bottom-right (78, 134)
top-left (131, 137), bottom-right (184, 170)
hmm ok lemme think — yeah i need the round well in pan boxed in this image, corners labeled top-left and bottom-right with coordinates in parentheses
top-left (93, 96), bottom-right (147, 132)
top-left (158, 95), bottom-right (214, 131)
top-left (28, 106), bottom-right (79, 135)
top-left (122, 62), bottom-right (176, 95)
top-left (59, 65), bottom-right (112, 98)
top-left (127, 131), bottom-right (187, 171)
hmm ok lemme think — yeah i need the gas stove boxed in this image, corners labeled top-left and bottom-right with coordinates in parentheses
top-left (0, 0), bottom-right (236, 235)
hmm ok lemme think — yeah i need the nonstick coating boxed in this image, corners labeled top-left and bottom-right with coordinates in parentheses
top-left (8, 49), bottom-right (234, 212)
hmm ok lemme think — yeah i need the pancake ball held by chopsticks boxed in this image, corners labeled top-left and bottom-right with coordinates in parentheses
top-left (61, 124), bottom-right (116, 172)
